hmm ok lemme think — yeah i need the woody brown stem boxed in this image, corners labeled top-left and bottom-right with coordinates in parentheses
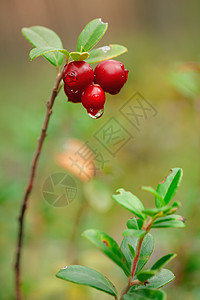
top-left (14, 70), bottom-right (63, 300)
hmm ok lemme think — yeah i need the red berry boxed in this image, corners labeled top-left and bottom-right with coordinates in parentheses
top-left (94, 60), bottom-right (129, 94)
top-left (81, 84), bottom-right (105, 110)
top-left (63, 61), bottom-right (94, 90)
top-left (64, 84), bottom-right (82, 103)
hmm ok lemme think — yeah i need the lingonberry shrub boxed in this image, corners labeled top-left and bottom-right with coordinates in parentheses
top-left (57, 168), bottom-right (185, 300)
top-left (15, 19), bottom-right (128, 300)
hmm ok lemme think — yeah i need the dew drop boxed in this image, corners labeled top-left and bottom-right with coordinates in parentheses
top-left (101, 46), bottom-right (111, 53)
top-left (87, 107), bottom-right (104, 119)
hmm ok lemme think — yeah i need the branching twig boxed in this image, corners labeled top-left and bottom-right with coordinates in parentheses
top-left (14, 69), bottom-right (64, 300)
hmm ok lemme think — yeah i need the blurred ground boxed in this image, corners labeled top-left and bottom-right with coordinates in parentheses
top-left (0, 1), bottom-right (200, 299)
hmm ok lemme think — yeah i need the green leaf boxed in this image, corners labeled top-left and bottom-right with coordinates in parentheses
top-left (112, 189), bottom-right (146, 220)
top-left (151, 254), bottom-right (177, 270)
top-left (142, 206), bottom-right (171, 217)
top-left (128, 244), bottom-right (136, 258)
top-left (124, 288), bottom-right (166, 300)
top-left (120, 236), bottom-right (137, 271)
top-left (127, 218), bottom-right (139, 230)
top-left (137, 219), bottom-right (144, 229)
top-left (69, 51), bottom-right (89, 61)
top-left (77, 18), bottom-right (108, 52)
top-left (169, 68), bottom-right (200, 99)
top-left (152, 215), bottom-right (186, 228)
top-left (22, 26), bottom-right (64, 67)
top-left (136, 234), bottom-right (154, 274)
top-left (56, 265), bottom-right (118, 296)
top-left (141, 186), bottom-right (164, 206)
top-left (30, 47), bottom-right (69, 61)
top-left (123, 229), bottom-right (146, 239)
top-left (136, 270), bottom-right (157, 283)
top-left (86, 44), bottom-right (127, 64)
top-left (139, 269), bottom-right (175, 289)
top-left (120, 234), bottom-right (154, 275)
top-left (82, 229), bottom-right (130, 276)
top-left (152, 220), bottom-right (186, 229)
top-left (156, 168), bottom-right (183, 207)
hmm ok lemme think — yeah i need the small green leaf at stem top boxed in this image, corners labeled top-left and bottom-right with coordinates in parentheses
top-left (77, 18), bottom-right (108, 52)
top-left (141, 186), bottom-right (165, 206)
top-left (136, 269), bottom-right (157, 283)
top-left (112, 189), bottom-right (146, 220)
top-left (155, 168), bottom-right (183, 208)
top-left (82, 229), bottom-right (130, 277)
top-left (124, 288), bottom-right (166, 300)
top-left (30, 47), bottom-right (69, 61)
top-left (69, 51), bottom-right (89, 61)
top-left (142, 206), bottom-right (171, 217)
top-left (86, 44), bottom-right (128, 64)
top-left (127, 218), bottom-right (139, 230)
top-left (56, 265), bottom-right (118, 297)
top-left (22, 26), bottom-right (64, 67)
top-left (151, 253), bottom-right (177, 270)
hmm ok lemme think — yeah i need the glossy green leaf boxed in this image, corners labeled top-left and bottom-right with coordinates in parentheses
top-left (127, 218), bottom-right (139, 230)
top-left (112, 189), bottom-right (145, 220)
top-left (86, 44), bottom-right (127, 64)
top-left (137, 219), bottom-right (144, 229)
top-left (136, 234), bottom-right (154, 274)
top-left (152, 215), bottom-right (186, 228)
top-left (30, 47), bottom-right (69, 61)
top-left (139, 269), bottom-right (175, 289)
top-left (142, 206), bottom-right (171, 217)
top-left (56, 265), bottom-right (118, 296)
top-left (120, 234), bottom-right (153, 275)
top-left (123, 229), bottom-right (146, 239)
top-left (120, 236), bottom-right (137, 271)
top-left (128, 244), bottom-right (136, 258)
top-left (77, 18), bottom-right (108, 52)
top-left (82, 229), bottom-right (130, 276)
top-left (156, 168), bottom-right (183, 207)
top-left (141, 186), bottom-right (164, 206)
top-left (152, 220), bottom-right (186, 228)
top-left (69, 51), bottom-right (89, 61)
top-left (22, 26), bottom-right (64, 67)
top-left (151, 254), bottom-right (177, 270)
top-left (136, 269), bottom-right (157, 283)
top-left (124, 288), bottom-right (166, 300)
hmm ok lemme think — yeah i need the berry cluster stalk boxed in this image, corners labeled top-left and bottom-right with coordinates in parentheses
top-left (14, 69), bottom-right (64, 300)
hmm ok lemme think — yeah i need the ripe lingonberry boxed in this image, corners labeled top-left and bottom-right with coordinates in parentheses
top-left (94, 59), bottom-right (129, 95)
top-left (81, 84), bottom-right (105, 116)
top-left (63, 61), bottom-right (94, 90)
top-left (63, 84), bottom-right (82, 103)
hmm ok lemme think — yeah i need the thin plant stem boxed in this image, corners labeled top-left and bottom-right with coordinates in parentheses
top-left (14, 69), bottom-right (64, 300)
top-left (120, 218), bottom-right (153, 299)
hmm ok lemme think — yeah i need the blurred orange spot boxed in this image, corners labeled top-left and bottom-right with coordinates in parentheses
top-left (55, 139), bottom-right (95, 182)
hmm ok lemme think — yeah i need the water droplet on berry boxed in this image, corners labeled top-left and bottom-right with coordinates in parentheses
top-left (87, 107), bottom-right (104, 119)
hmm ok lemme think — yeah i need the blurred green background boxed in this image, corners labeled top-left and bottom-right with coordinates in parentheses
top-left (1, 0), bottom-right (200, 299)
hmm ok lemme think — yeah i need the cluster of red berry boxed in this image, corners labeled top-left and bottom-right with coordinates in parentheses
top-left (63, 60), bottom-right (129, 118)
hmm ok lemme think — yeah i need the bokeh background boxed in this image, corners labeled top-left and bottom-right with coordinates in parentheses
top-left (1, 0), bottom-right (200, 299)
